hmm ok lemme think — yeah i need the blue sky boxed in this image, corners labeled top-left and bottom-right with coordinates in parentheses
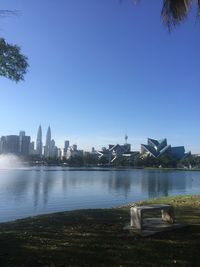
top-left (0, 0), bottom-right (200, 152)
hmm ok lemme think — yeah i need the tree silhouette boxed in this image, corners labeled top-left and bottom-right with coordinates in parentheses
top-left (133, 0), bottom-right (200, 29)
top-left (0, 38), bottom-right (28, 82)
top-left (0, 10), bottom-right (28, 82)
top-left (161, 0), bottom-right (200, 29)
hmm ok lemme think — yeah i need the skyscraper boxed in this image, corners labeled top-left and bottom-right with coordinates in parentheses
top-left (63, 140), bottom-right (70, 159)
top-left (44, 126), bottom-right (51, 158)
top-left (51, 139), bottom-right (58, 157)
top-left (20, 136), bottom-right (31, 156)
top-left (5, 135), bottom-right (20, 154)
top-left (36, 125), bottom-right (43, 157)
top-left (19, 131), bottom-right (25, 154)
top-left (64, 140), bottom-right (69, 150)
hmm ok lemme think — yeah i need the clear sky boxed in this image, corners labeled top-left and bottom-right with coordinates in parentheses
top-left (0, 0), bottom-right (200, 152)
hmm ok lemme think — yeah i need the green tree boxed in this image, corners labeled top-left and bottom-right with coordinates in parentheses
top-left (133, 154), bottom-right (144, 167)
top-left (178, 155), bottom-right (200, 168)
top-left (83, 154), bottom-right (98, 166)
top-left (113, 156), bottom-right (129, 167)
top-left (0, 38), bottom-right (28, 82)
top-left (0, 10), bottom-right (28, 82)
top-left (98, 156), bottom-right (109, 165)
top-left (157, 154), bottom-right (178, 168)
top-left (67, 156), bottom-right (84, 167)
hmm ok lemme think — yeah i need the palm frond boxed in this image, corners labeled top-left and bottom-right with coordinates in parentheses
top-left (161, 0), bottom-right (192, 29)
top-left (197, 0), bottom-right (200, 16)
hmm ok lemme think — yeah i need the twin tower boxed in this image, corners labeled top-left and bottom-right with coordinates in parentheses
top-left (36, 125), bottom-right (54, 158)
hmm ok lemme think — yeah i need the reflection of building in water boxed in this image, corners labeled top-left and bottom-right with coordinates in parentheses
top-left (107, 171), bottom-right (132, 198)
top-left (9, 172), bottom-right (31, 199)
top-left (42, 171), bottom-right (56, 205)
top-left (32, 170), bottom-right (57, 207)
top-left (33, 175), bottom-right (41, 208)
top-left (170, 171), bottom-right (187, 192)
top-left (141, 172), bottom-right (170, 199)
top-left (141, 171), bottom-right (187, 199)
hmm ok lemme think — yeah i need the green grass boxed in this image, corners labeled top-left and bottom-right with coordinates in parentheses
top-left (0, 195), bottom-right (200, 266)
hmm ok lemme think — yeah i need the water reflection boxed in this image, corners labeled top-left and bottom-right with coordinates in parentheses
top-left (33, 173), bottom-right (40, 208)
top-left (3, 170), bottom-right (31, 202)
top-left (141, 172), bottom-right (170, 198)
top-left (141, 170), bottom-right (187, 198)
top-left (107, 171), bottom-right (132, 198)
top-left (42, 170), bottom-right (55, 205)
top-left (0, 167), bottom-right (199, 222)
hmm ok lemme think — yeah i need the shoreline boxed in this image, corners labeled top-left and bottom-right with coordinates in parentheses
top-left (0, 195), bottom-right (200, 266)
top-left (25, 164), bottom-right (200, 172)
top-left (0, 194), bottom-right (199, 225)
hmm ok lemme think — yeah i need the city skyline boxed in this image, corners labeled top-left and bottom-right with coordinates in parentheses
top-left (0, 125), bottom-right (191, 154)
top-left (0, 1), bottom-right (200, 152)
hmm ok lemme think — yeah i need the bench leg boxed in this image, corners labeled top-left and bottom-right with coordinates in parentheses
top-left (130, 207), bottom-right (143, 229)
top-left (161, 208), bottom-right (174, 224)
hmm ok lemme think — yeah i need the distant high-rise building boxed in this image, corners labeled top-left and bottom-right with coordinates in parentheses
top-left (19, 131), bottom-right (25, 154)
top-left (5, 135), bottom-right (20, 154)
top-left (19, 131), bottom-right (25, 136)
top-left (30, 141), bottom-right (34, 151)
top-left (36, 125), bottom-right (43, 157)
top-left (63, 140), bottom-right (70, 159)
top-left (58, 148), bottom-right (62, 158)
top-left (64, 140), bottom-right (69, 150)
top-left (51, 139), bottom-right (58, 157)
top-left (18, 131), bottom-right (31, 156)
top-left (20, 136), bottom-right (31, 156)
top-left (0, 136), bottom-right (6, 154)
top-left (72, 144), bottom-right (77, 151)
top-left (44, 126), bottom-right (51, 158)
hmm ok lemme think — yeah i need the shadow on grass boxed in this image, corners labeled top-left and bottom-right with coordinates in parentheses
top-left (0, 196), bottom-right (200, 266)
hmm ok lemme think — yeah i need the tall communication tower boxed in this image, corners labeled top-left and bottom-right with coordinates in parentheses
top-left (125, 133), bottom-right (128, 144)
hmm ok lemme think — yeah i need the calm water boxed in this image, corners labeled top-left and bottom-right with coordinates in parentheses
top-left (0, 167), bottom-right (200, 222)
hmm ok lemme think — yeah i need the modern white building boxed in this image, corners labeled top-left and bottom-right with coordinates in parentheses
top-left (66, 144), bottom-right (83, 159)
top-left (141, 138), bottom-right (186, 159)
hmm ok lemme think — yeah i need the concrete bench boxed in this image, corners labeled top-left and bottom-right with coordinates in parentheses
top-left (130, 204), bottom-right (174, 230)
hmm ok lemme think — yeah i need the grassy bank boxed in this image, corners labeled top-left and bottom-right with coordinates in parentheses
top-left (0, 195), bottom-right (200, 267)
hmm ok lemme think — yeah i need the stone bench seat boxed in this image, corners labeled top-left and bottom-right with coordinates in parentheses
top-left (130, 204), bottom-right (174, 230)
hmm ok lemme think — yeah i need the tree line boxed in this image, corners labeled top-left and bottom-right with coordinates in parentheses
top-left (27, 153), bottom-right (200, 169)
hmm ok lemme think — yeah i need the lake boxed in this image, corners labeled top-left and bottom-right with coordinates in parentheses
top-left (0, 167), bottom-right (199, 222)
